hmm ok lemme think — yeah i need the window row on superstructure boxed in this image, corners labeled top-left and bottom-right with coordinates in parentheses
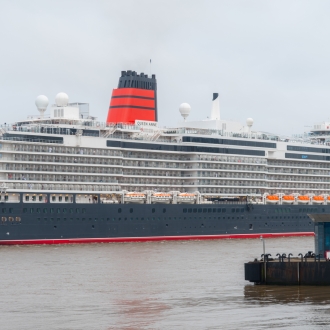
top-left (4, 164), bottom-right (122, 175)
top-left (5, 182), bottom-right (120, 192)
top-left (268, 160), bottom-right (330, 169)
top-left (9, 143), bottom-right (122, 157)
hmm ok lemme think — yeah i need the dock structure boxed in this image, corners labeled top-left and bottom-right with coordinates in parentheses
top-left (245, 254), bottom-right (330, 285)
top-left (245, 214), bottom-right (330, 285)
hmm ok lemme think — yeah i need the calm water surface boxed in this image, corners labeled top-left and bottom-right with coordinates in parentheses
top-left (1, 236), bottom-right (330, 330)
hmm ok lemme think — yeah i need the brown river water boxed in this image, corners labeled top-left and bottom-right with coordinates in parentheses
top-left (1, 236), bottom-right (330, 330)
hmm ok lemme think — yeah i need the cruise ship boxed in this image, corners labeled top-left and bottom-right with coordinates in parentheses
top-left (1, 70), bottom-right (329, 245)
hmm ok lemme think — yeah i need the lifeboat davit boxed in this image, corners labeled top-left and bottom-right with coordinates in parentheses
top-left (265, 195), bottom-right (279, 204)
top-left (297, 195), bottom-right (310, 204)
top-left (151, 193), bottom-right (172, 204)
top-left (312, 195), bottom-right (324, 204)
top-left (177, 193), bottom-right (196, 204)
top-left (124, 192), bottom-right (146, 204)
top-left (282, 195), bottom-right (295, 204)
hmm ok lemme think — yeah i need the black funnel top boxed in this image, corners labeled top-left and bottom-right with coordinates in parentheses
top-left (118, 70), bottom-right (157, 91)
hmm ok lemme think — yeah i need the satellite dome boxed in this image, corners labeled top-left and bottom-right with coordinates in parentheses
top-left (55, 92), bottom-right (69, 107)
top-left (179, 103), bottom-right (191, 121)
top-left (35, 95), bottom-right (49, 111)
top-left (246, 118), bottom-right (254, 127)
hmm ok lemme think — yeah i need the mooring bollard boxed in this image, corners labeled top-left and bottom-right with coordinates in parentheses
top-left (265, 253), bottom-right (271, 262)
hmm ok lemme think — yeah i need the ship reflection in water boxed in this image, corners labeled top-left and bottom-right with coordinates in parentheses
top-left (245, 285), bottom-right (330, 304)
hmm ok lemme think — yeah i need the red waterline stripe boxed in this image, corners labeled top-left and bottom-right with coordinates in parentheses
top-left (0, 232), bottom-right (314, 246)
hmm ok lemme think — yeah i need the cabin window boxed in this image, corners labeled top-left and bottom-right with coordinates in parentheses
top-left (59, 196), bottom-right (62, 202)
top-left (32, 196), bottom-right (36, 201)
top-left (52, 196), bottom-right (56, 202)
top-left (39, 196), bottom-right (43, 202)
top-left (25, 196), bottom-right (29, 201)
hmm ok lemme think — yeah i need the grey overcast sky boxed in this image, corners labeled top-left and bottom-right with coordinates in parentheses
top-left (1, 0), bottom-right (330, 135)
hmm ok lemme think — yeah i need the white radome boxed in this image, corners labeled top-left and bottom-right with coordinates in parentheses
top-left (246, 118), bottom-right (254, 127)
top-left (35, 95), bottom-right (49, 111)
top-left (55, 92), bottom-right (69, 107)
top-left (179, 103), bottom-right (191, 120)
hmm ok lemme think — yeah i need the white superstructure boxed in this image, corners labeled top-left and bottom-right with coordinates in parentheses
top-left (1, 91), bottom-right (330, 205)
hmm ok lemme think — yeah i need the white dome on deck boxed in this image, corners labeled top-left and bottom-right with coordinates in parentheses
top-left (179, 103), bottom-right (191, 121)
top-left (55, 92), bottom-right (69, 107)
top-left (246, 118), bottom-right (254, 127)
top-left (35, 95), bottom-right (49, 111)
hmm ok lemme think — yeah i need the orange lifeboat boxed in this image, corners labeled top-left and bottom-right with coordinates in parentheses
top-left (152, 192), bottom-right (172, 204)
top-left (265, 195), bottom-right (279, 204)
top-left (124, 192), bottom-right (146, 204)
top-left (312, 195), bottom-right (324, 204)
top-left (297, 195), bottom-right (310, 204)
top-left (282, 195), bottom-right (294, 204)
top-left (177, 193), bottom-right (196, 204)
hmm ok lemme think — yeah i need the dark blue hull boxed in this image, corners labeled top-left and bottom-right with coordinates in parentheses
top-left (0, 194), bottom-right (318, 244)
